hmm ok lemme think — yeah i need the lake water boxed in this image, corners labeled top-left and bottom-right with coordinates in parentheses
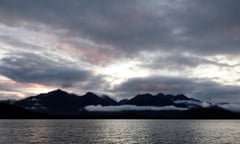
top-left (0, 120), bottom-right (240, 144)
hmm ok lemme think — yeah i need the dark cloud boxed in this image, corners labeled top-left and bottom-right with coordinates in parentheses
top-left (114, 76), bottom-right (195, 95)
top-left (1, 0), bottom-right (240, 55)
top-left (193, 83), bottom-right (240, 103)
top-left (140, 54), bottom-right (235, 71)
top-left (73, 74), bottom-right (111, 94)
top-left (114, 76), bottom-right (240, 103)
top-left (0, 52), bottom-right (92, 87)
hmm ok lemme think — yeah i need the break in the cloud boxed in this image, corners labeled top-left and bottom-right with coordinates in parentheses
top-left (0, 0), bottom-right (240, 103)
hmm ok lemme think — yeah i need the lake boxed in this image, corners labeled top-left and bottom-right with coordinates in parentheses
top-left (0, 120), bottom-right (240, 144)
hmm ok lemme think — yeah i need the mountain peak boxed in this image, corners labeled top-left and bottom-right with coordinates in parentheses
top-left (102, 95), bottom-right (117, 105)
top-left (156, 93), bottom-right (165, 97)
top-left (50, 89), bottom-right (67, 93)
top-left (175, 94), bottom-right (189, 100)
top-left (84, 92), bottom-right (98, 97)
top-left (135, 93), bottom-right (154, 98)
top-left (46, 89), bottom-right (70, 96)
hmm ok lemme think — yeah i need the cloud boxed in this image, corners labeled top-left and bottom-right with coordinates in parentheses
top-left (0, 92), bottom-right (22, 100)
top-left (218, 104), bottom-right (240, 113)
top-left (114, 76), bottom-right (240, 103)
top-left (84, 105), bottom-right (188, 112)
top-left (0, 0), bottom-right (240, 102)
top-left (140, 53), bottom-right (234, 71)
top-left (0, 78), bottom-right (48, 99)
top-left (174, 100), bottom-right (211, 108)
top-left (0, 52), bottom-right (92, 87)
top-left (114, 76), bottom-right (195, 94)
top-left (1, 0), bottom-right (240, 56)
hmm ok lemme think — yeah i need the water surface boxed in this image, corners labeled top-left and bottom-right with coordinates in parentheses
top-left (0, 120), bottom-right (240, 144)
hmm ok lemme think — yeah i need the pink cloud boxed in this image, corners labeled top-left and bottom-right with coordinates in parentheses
top-left (60, 40), bottom-right (118, 65)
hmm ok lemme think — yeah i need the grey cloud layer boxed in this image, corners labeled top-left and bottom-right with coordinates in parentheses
top-left (1, 0), bottom-right (240, 55)
top-left (0, 53), bottom-right (91, 87)
top-left (140, 53), bottom-right (235, 71)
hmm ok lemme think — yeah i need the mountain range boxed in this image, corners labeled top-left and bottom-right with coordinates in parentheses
top-left (1, 89), bottom-right (240, 119)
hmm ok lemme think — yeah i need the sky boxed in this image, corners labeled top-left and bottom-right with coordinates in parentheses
top-left (0, 0), bottom-right (240, 103)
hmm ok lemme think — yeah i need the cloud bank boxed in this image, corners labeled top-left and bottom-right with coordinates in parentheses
top-left (84, 105), bottom-right (188, 112)
top-left (0, 0), bottom-right (240, 103)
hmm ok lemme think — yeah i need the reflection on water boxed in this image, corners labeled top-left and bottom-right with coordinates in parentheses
top-left (0, 120), bottom-right (240, 144)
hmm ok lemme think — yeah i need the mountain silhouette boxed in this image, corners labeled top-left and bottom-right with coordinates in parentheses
top-left (15, 89), bottom-right (117, 115)
top-left (1, 89), bottom-right (239, 118)
top-left (125, 93), bottom-right (203, 108)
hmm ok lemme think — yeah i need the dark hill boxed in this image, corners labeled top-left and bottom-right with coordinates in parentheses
top-left (125, 93), bottom-right (200, 107)
top-left (5, 89), bottom-right (240, 119)
top-left (0, 103), bottom-right (45, 118)
top-left (15, 89), bottom-right (117, 115)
